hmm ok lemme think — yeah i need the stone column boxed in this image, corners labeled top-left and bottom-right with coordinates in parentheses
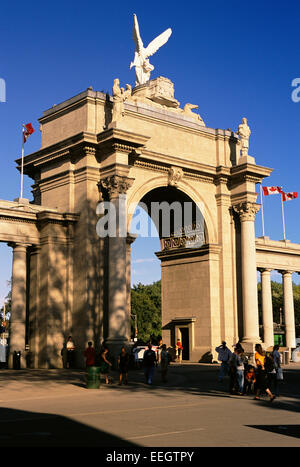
top-left (281, 270), bottom-right (296, 352)
top-left (233, 202), bottom-right (261, 348)
top-left (99, 175), bottom-right (134, 361)
top-left (126, 234), bottom-right (137, 341)
top-left (8, 243), bottom-right (29, 368)
top-left (259, 268), bottom-right (274, 348)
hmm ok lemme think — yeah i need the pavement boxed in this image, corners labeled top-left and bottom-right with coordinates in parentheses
top-left (0, 362), bottom-right (299, 448)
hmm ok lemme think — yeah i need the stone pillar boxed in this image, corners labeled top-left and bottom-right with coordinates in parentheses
top-left (126, 234), bottom-right (137, 342)
top-left (99, 175), bottom-right (134, 361)
top-left (281, 270), bottom-right (296, 352)
top-left (259, 268), bottom-right (274, 348)
top-left (233, 202), bottom-right (261, 348)
top-left (8, 243), bottom-right (29, 368)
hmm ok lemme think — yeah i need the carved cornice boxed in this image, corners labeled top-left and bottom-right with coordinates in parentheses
top-left (16, 132), bottom-right (99, 178)
top-left (132, 159), bottom-right (169, 174)
top-left (233, 202), bottom-right (260, 222)
top-left (97, 127), bottom-right (149, 157)
top-left (230, 163), bottom-right (273, 187)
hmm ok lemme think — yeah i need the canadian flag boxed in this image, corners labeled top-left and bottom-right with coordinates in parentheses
top-left (281, 191), bottom-right (298, 202)
top-left (262, 186), bottom-right (282, 196)
top-left (23, 123), bottom-right (34, 143)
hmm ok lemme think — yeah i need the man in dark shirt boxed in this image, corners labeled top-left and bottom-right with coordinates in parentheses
top-left (143, 343), bottom-right (157, 385)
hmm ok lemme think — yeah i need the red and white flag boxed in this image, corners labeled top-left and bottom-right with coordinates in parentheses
top-left (262, 186), bottom-right (282, 196)
top-left (23, 123), bottom-right (34, 143)
top-left (281, 191), bottom-right (298, 202)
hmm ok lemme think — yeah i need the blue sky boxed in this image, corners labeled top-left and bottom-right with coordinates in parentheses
top-left (0, 0), bottom-right (300, 302)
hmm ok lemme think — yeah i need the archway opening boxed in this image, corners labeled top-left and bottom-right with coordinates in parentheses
top-left (129, 185), bottom-right (207, 360)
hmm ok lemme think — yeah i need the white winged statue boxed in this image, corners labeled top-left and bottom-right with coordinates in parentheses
top-left (130, 13), bottom-right (172, 86)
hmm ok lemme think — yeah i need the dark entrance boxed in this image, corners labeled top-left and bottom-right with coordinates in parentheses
top-left (180, 327), bottom-right (189, 360)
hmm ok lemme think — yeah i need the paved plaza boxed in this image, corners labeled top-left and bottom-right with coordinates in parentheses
top-left (0, 362), bottom-right (299, 447)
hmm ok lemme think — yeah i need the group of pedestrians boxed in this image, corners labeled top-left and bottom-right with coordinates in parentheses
top-left (82, 339), bottom-right (171, 386)
top-left (216, 341), bottom-right (282, 401)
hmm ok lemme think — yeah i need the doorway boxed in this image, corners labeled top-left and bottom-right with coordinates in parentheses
top-left (179, 327), bottom-right (189, 360)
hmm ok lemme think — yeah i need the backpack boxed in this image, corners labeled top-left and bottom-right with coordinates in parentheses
top-left (144, 350), bottom-right (156, 366)
top-left (265, 355), bottom-right (275, 372)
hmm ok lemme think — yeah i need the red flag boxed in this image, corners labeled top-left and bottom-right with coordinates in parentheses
top-left (23, 123), bottom-right (34, 143)
top-left (281, 191), bottom-right (298, 202)
top-left (262, 186), bottom-right (282, 196)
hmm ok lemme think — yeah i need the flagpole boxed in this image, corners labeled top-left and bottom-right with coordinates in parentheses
top-left (260, 183), bottom-right (265, 236)
top-left (20, 125), bottom-right (24, 200)
top-left (281, 194), bottom-right (286, 241)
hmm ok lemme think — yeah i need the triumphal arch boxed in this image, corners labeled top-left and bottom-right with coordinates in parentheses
top-left (2, 12), bottom-right (300, 367)
top-left (1, 74), bottom-right (298, 368)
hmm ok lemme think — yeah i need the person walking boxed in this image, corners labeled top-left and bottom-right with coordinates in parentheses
top-left (157, 338), bottom-right (163, 365)
top-left (254, 344), bottom-right (276, 402)
top-left (61, 343), bottom-right (67, 369)
top-left (176, 339), bottom-right (183, 363)
top-left (100, 345), bottom-right (113, 384)
top-left (265, 351), bottom-right (278, 396)
top-left (143, 342), bottom-right (157, 385)
top-left (84, 341), bottom-right (96, 368)
top-left (118, 346), bottom-right (130, 385)
top-left (66, 336), bottom-right (75, 369)
top-left (160, 344), bottom-right (169, 383)
top-left (215, 341), bottom-right (232, 383)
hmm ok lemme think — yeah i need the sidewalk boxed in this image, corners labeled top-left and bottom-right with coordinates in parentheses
top-left (0, 362), bottom-right (299, 446)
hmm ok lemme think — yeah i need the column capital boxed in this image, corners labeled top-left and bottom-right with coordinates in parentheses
top-left (233, 201), bottom-right (260, 221)
top-left (126, 233), bottom-right (138, 246)
top-left (278, 269), bottom-right (294, 276)
top-left (98, 174), bottom-right (134, 200)
top-left (258, 267), bottom-right (272, 274)
top-left (7, 242), bottom-right (31, 251)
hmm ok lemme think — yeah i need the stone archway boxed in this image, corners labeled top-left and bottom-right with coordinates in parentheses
top-left (2, 79), bottom-right (299, 368)
top-left (127, 182), bottom-right (220, 361)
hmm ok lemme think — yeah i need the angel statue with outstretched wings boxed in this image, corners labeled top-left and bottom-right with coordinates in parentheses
top-left (130, 14), bottom-right (172, 86)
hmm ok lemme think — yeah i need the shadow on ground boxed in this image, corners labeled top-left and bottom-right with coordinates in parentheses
top-left (0, 407), bottom-right (139, 447)
top-left (1, 364), bottom-right (300, 417)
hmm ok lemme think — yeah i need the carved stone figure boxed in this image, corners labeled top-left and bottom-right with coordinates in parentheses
top-left (182, 103), bottom-right (204, 123)
top-left (130, 13), bottom-right (172, 86)
top-left (111, 79), bottom-right (132, 123)
top-left (237, 117), bottom-right (251, 157)
top-left (168, 166), bottom-right (184, 187)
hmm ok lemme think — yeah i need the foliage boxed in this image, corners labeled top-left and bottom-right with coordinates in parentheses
top-left (131, 280), bottom-right (161, 344)
top-left (0, 282), bottom-right (11, 322)
top-left (258, 280), bottom-right (300, 328)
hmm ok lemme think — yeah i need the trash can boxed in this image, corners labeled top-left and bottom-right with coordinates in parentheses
top-left (87, 366), bottom-right (101, 389)
top-left (13, 351), bottom-right (21, 370)
top-left (283, 350), bottom-right (290, 365)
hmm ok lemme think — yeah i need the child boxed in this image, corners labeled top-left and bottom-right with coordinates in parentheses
top-left (244, 366), bottom-right (256, 394)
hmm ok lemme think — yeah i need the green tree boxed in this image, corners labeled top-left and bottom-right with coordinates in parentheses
top-left (131, 280), bottom-right (161, 343)
top-left (258, 280), bottom-right (300, 336)
top-left (0, 281), bottom-right (11, 321)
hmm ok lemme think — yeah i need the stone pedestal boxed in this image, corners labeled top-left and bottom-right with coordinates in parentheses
top-left (132, 77), bottom-right (180, 108)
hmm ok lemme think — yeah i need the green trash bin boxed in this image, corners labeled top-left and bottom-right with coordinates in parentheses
top-left (87, 366), bottom-right (101, 389)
